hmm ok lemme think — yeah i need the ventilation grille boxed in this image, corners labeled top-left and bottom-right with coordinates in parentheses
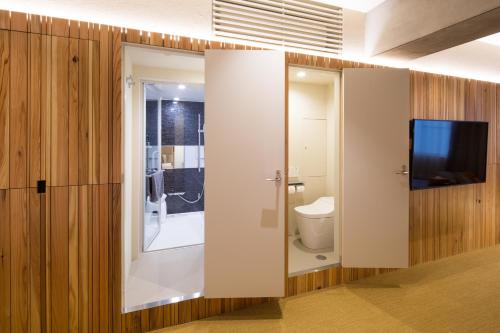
top-left (212, 0), bottom-right (343, 54)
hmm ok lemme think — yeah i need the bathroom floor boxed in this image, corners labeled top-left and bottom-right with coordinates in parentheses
top-left (123, 244), bottom-right (204, 312)
top-left (146, 211), bottom-right (205, 252)
top-left (288, 235), bottom-right (340, 276)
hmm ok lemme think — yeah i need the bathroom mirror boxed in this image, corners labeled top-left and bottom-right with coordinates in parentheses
top-left (160, 145), bottom-right (205, 169)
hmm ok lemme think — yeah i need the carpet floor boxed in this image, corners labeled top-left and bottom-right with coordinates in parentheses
top-left (154, 245), bottom-right (500, 332)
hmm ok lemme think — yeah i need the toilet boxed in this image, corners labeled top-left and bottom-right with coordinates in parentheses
top-left (294, 197), bottom-right (334, 250)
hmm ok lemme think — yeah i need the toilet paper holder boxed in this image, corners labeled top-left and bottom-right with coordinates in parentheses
top-left (288, 182), bottom-right (305, 194)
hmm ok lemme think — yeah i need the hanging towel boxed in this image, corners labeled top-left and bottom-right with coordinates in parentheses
top-left (149, 171), bottom-right (164, 203)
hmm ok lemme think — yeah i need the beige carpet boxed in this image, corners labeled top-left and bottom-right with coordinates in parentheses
top-left (154, 246), bottom-right (500, 333)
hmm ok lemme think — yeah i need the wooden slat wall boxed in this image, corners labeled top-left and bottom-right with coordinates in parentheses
top-left (0, 9), bottom-right (499, 333)
top-left (0, 11), bottom-right (115, 333)
top-left (0, 30), bottom-right (8, 189)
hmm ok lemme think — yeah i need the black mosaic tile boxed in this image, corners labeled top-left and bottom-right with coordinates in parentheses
top-left (161, 100), bottom-right (205, 146)
top-left (163, 168), bottom-right (204, 214)
top-left (146, 99), bottom-right (206, 214)
top-left (145, 100), bottom-right (159, 146)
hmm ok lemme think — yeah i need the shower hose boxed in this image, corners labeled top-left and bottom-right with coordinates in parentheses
top-left (175, 182), bottom-right (205, 204)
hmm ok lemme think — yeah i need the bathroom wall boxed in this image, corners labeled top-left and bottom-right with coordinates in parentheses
top-left (288, 81), bottom-right (338, 234)
top-left (145, 99), bottom-right (205, 214)
top-left (145, 100), bottom-right (159, 146)
top-left (162, 100), bottom-right (205, 145)
top-left (123, 48), bottom-right (134, 281)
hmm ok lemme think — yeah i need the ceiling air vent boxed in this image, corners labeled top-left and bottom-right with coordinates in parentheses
top-left (212, 0), bottom-right (343, 55)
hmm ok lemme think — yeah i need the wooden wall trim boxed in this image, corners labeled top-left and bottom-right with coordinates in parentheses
top-left (0, 9), bottom-right (498, 333)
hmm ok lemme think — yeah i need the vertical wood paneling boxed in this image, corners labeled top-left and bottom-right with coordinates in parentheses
top-left (51, 18), bottom-right (70, 38)
top-left (50, 36), bottom-right (69, 186)
top-left (91, 187), bottom-right (99, 333)
top-left (0, 190), bottom-right (10, 332)
top-left (43, 186), bottom-right (51, 333)
top-left (111, 184), bottom-right (122, 333)
top-left (10, 12), bottom-right (27, 32)
top-left (10, 189), bottom-right (29, 333)
top-left (78, 40), bottom-right (90, 185)
top-left (0, 31), bottom-right (9, 189)
top-left (40, 35), bottom-right (50, 187)
top-left (50, 186), bottom-right (69, 333)
top-left (29, 33), bottom-right (42, 188)
top-left (0, 11), bottom-right (9, 30)
top-left (98, 185), bottom-right (110, 332)
top-left (69, 21), bottom-right (79, 39)
top-left (10, 31), bottom-right (28, 189)
top-left (68, 40), bottom-right (79, 186)
top-left (99, 27), bottom-right (110, 184)
top-left (90, 42), bottom-right (100, 184)
top-left (111, 28), bottom-right (122, 184)
top-left (68, 186), bottom-right (79, 333)
top-left (78, 185), bottom-right (90, 333)
top-left (29, 188), bottom-right (42, 333)
top-left (89, 41), bottom-right (99, 184)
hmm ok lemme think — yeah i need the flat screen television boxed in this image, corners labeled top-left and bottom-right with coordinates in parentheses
top-left (410, 119), bottom-right (488, 190)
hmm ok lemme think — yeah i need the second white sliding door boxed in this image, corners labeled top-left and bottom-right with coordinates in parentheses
top-left (204, 50), bottom-right (285, 298)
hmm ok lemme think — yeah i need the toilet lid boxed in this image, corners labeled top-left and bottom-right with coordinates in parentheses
top-left (294, 197), bottom-right (335, 218)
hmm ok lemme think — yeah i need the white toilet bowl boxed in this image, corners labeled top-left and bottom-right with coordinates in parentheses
top-left (294, 197), bottom-right (334, 250)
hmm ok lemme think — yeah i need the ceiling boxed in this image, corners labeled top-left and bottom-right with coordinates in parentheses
top-left (312, 0), bottom-right (386, 12)
top-left (408, 38), bottom-right (500, 83)
top-left (1, 0), bottom-right (500, 83)
top-left (289, 67), bottom-right (339, 84)
top-left (145, 82), bottom-right (204, 102)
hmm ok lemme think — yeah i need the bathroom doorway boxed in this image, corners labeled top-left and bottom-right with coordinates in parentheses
top-left (287, 66), bottom-right (341, 276)
top-left (143, 81), bottom-right (205, 252)
top-left (122, 45), bottom-right (204, 312)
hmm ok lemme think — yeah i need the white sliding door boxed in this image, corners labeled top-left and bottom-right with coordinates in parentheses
top-left (342, 68), bottom-right (410, 268)
top-left (204, 50), bottom-right (285, 297)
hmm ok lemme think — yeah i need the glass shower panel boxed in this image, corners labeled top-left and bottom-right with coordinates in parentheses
top-left (143, 84), bottom-right (162, 251)
top-left (142, 81), bottom-right (205, 252)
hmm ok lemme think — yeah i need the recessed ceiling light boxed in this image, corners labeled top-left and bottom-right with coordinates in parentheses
top-left (296, 71), bottom-right (306, 78)
top-left (173, 97), bottom-right (180, 101)
top-left (178, 84), bottom-right (186, 90)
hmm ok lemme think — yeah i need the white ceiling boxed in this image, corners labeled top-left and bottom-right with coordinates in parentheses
top-left (312, 0), bottom-right (387, 12)
top-left (146, 82), bottom-right (204, 102)
top-left (289, 67), bottom-right (339, 84)
top-left (408, 38), bottom-right (500, 83)
top-left (480, 32), bottom-right (500, 46)
top-left (1, 0), bottom-right (500, 83)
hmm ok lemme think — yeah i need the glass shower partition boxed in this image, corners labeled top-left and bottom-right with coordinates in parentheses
top-left (143, 83), bottom-right (162, 251)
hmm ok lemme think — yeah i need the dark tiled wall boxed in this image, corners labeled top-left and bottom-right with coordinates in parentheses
top-left (145, 100), bottom-right (205, 146)
top-left (163, 168), bottom-right (204, 214)
top-left (161, 100), bottom-right (205, 146)
top-left (145, 100), bottom-right (159, 146)
top-left (145, 99), bottom-right (205, 214)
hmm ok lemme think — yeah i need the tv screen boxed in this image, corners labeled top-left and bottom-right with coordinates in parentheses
top-left (410, 119), bottom-right (488, 190)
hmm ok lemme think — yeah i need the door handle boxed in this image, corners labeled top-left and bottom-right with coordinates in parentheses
top-left (395, 165), bottom-right (409, 175)
top-left (265, 170), bottom-right (282, 182)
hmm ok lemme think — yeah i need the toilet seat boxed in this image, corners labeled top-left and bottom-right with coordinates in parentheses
top-left (294, 197), bottom-right (334, 219)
